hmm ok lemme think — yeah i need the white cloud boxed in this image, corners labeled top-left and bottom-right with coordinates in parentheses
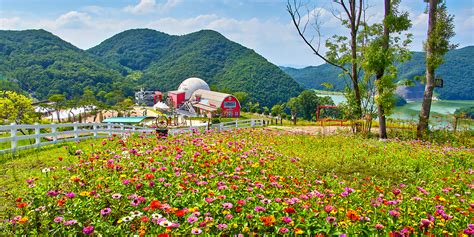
top-left (0, 17), bottom-right (21, 29)
top-left (54, 11), bottom-right (91, 29)
top-left (124, 0), bottom-right (183, 14)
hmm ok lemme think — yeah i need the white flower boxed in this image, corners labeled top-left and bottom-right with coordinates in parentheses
top-left (159, 220), bottom-right (172, 227)
top-left (41, 168), bottom-right (51, 173)
top-left (121, 216), bottom-right (134, 222)
top-left (130, 211), bottom-right (143, 217)
top-left (151, 213), bottom-right (163, 219)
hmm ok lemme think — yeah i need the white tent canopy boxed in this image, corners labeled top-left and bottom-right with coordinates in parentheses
top-left (153, 101), bottom-right (169, 110)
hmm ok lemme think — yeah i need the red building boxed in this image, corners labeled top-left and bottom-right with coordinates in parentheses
top-left (168, 91), bottom-right (186, 108)
top-left (190, 89), bottom-right (240, 118)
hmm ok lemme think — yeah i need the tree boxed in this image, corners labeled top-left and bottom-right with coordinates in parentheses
top-left (48, 94), bottom-right (66, 123)
top-left (361, 0), bottom-right (412, 138)
top-left (286, 97), bottom-right (302, 125)
top-left (297, 90), bottom-right (320, 121)
top-left (263, 106), bottom-right (270, 116)
top-left (234, 92), bottom-right (249, 106)
top-left (116, 98), bottom-right (135, 117)
top-left (287, 0), bottom-right (366, 120)
top-left (0, 91), bottom-right (37, 125)
top-left (417, 0), bottom-right (456, 138)
top-left (271, 104), bottom-right (286, 125)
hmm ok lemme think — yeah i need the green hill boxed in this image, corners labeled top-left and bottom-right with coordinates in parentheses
top-left (282, 46), bottom-right (474, 100)
top-left (89, 29), bottom-right (302, 106)
top-left (0, 29), bottom-right (129, 99)
top-left (0, 29), bottom-right (301, 107)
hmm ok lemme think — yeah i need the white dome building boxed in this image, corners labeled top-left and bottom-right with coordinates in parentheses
top-left (177, 77), bottom-right (210, 100)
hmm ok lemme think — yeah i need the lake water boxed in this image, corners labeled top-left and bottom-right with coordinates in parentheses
top-left (316, 92), bottom-right (474, 128)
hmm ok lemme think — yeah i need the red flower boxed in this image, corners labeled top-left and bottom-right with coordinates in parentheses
top-left (17, 202), bottom-right (27, 208)
top-left (236, 206), bottom-right (242, 213)
top-left (144, 173), bottom-right (154, 180)
top-left (284, 207), bottom-right (295, 213)
top-left (150, 200), bottom-right (162, 210)
top-left (158, 234), bottom-right (170, 237)
top-left (176, 209), bottom-right (185, 217)
top-left (141, 216), bottom-right (150, 222)
top-left (16, 197), bottom-right (22, 202)
top-left (58, 157), bottom-right (63, 161)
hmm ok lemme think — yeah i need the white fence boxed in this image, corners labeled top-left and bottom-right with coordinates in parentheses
top-left (0, 119), bottom-right (265, 154)
top-left (211, 119), bottom-right (265, 131)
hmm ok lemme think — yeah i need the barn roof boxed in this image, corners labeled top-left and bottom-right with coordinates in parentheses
top-left (191, 89), bottom-right (232, 105)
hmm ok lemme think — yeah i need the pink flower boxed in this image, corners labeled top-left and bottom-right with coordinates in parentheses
top-left (282, 216), bottom-right (292, 223)
top-left (389, 210), bottom-right (400, 218)
top-left (375, 223), bottom-right (384, 229)
top-left (254, 206), bottom-right (266, 212)
top-left (279, 228), bottom-right (289, 233)
top-left (222, 202), bottom-right (233, 209)
top-left (324, 205), bottom-right (334, 213)
top-left (82, 226), bottom-right (94, 235)
top-left (53, 216), bottom-right (63, 223)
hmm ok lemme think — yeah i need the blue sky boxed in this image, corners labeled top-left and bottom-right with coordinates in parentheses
top-left (1, 0), bottom-right (473, 67)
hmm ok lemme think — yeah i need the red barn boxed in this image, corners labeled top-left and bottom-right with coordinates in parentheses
top-left (168, 91), bottom-right (186, 108)
top-left (190, 89), bottom-right (240, 118)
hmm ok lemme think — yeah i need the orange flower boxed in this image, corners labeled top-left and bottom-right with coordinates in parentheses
top-left (17, 202), bottom-right (28, 208)
top-left (346, 209), bottom-right (360, 221)
top-left (19, 217), bottom-right (28, 224)
top-left (150, 200), bottom-right (162, 210)
top-left (260, 215), bottom-right (276, 226)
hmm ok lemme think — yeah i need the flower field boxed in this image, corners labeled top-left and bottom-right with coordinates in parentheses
top-left (1, 128), bottom-right (473, 235)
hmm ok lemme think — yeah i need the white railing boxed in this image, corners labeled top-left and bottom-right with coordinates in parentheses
top-left (211, 118), bottom-right (265, 131)
top-left (0, 122), bottom-right (155, 154)
top-left (0, 119), bottom-right (266, 154)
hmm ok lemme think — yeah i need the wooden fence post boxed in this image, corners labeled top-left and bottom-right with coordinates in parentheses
top-left (35, 123), bottom-right (40, 146)
top-left (73, 122), bottom-right (78, 140)
top-left (10, 123), bottom-right (17, 151)
top-left (250, 119), bottom-right (255, 127)
top-left (235, 120), bottom-right (238, 128)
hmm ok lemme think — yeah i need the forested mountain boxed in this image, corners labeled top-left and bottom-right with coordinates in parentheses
top-left (89, 29), bottom-right (302, 106)
top-left (282, 46), bottom-right (474, 100)
top-left (0, 29), bottom-right (302, 106)
top-left (0, 30), bottom-right (130, 99)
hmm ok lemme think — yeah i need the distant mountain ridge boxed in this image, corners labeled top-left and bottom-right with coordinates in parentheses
top-left (282, 46), bottom-right (474, 100)
top-left (0, 29), bottom-right (302, 106)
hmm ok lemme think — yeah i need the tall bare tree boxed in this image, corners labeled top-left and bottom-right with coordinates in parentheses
top-left (287, 0), bottom-right (365, 119)
top-left (417, 0), bottom-right (456, 138)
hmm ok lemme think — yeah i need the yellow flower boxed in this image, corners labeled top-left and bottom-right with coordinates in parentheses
top-left (437, 222), bottom-right (445, 227)
top-left (295, 229), bottom-right (304, 235)
top-left (80, 191), bottom-right (90, 197)
top-left (243, 227), bottom-right (249, 233)
top-left (222, 210), bottom-right (230, 215)
top-left (233, 223), bottom-right (238, 229)
top-left (339, 221), bottom-right (348, 229)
